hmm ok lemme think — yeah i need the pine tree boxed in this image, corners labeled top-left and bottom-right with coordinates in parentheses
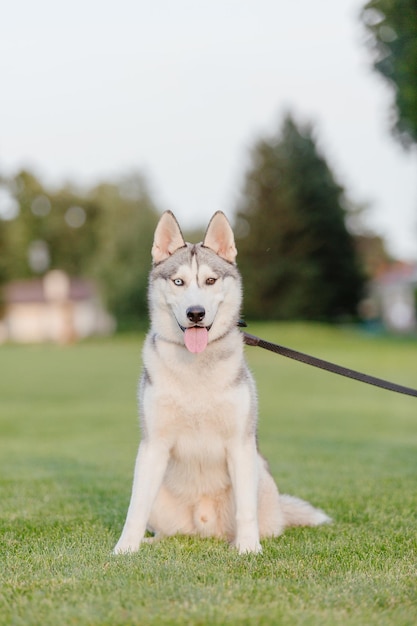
top-left (235, 115), bottom-right (364, 321)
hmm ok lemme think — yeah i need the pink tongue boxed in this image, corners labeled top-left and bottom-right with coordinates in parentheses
top-left (184, 327), bottom-right (208, 353)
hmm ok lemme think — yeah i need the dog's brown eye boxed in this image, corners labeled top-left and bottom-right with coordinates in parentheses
top-left (206, 277), bottom-right (217, 286)
top-left (173, 278), bottom-right (184, 286)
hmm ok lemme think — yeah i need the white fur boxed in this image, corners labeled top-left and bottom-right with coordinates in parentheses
top-left (114, 212), bottom-right (330, 555)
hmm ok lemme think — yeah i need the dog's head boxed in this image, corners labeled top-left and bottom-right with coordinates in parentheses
top-left (149, 211), bottom-right (242, 353)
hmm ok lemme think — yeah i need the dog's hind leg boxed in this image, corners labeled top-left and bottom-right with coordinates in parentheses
top-left (148, 485), bottom-right (195, 538)
top-left (257, 462), bottom-right (285, 538)
top-left (257, 462), bottom-right (330, 538)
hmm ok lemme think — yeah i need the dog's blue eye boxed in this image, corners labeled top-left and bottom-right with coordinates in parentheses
top-left (206, 277), bottom-right (217, 286)
top-left (173, 278), bottom-right (184, 286)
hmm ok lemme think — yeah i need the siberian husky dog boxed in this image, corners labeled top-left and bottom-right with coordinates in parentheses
top-left (114, 211), bottom-right (330, 555)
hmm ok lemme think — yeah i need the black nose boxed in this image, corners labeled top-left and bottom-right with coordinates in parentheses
top-left (186, 306), bottom-right (206, 324)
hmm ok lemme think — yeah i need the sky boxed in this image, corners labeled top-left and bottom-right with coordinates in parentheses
top-left (1, 0), bottom-right (416, 260)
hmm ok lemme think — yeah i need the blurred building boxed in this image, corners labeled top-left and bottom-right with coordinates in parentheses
top-left (369, 263), bottom-right (417, 333)
top-left (0, 270), bottom-right (115, 344)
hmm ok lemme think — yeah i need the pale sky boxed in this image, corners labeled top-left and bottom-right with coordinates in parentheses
top-left (1, 0), bottom-right (416, 260)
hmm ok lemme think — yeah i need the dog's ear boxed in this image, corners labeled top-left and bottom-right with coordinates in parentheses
top-left (203, 211), bottom-right (237, 263)
top-left (152, 211), bottom-right (186, 264)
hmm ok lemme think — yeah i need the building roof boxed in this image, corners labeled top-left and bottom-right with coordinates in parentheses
top-left (3, 275), bottom-right (96, 304)
top-left (375, 262), bottom-right (417, 286)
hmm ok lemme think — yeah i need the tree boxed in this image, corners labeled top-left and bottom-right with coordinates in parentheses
top-left (361, 0), bottom-right (417, 147)
top-left (235, 115), bottom-right (365, 321)
top-left (1, 171), bottom-right (102, 279)
top-left (88, 173), bottom-right (160, 325)
top-left (354, 234), bottom-right (392, 277)
top-left (0, 170), bottom-right (161, 326)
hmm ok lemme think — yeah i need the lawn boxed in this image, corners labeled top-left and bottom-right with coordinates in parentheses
top-left (0, 323), bottom-right (416, 626)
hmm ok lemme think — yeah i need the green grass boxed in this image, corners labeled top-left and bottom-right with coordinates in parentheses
top-left (0, 323), bottom-right (416, 626)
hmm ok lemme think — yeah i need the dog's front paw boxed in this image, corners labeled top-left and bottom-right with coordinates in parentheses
top-left (113, 538), bottom-right (141, 555)
top-left (234, 537), bottom-right (262, 555)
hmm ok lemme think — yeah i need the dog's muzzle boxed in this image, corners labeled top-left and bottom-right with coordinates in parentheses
top-left (176, 308), bottom-right (213, 354)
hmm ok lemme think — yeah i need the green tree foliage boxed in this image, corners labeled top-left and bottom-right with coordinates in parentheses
top-left (1, 171), bottom-right (102, 279)
top-left (0, 221), bottom-right (9, 287)
top-left (235, 115), bottom-right (365, 321)
top-left (361, 0), bottom-right (417, 147)
top-left (88, 174), bottom-right (159, 324)
top-left (0, 170), bottom-right (160, 325)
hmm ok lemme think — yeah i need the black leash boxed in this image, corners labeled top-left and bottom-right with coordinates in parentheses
top-left (242, 330), bottom-right (417, 399)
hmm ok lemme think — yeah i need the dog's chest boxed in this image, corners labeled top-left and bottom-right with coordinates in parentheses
top-left (141, 339), bottom-right (252, 441)
top-left (144, 336), bottom-right (244, 394)
top-left (144, 376), bottom-right (246, 439)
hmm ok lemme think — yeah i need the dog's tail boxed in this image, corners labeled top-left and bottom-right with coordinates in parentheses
top-left (280, 494), bottom-right (331, 528)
